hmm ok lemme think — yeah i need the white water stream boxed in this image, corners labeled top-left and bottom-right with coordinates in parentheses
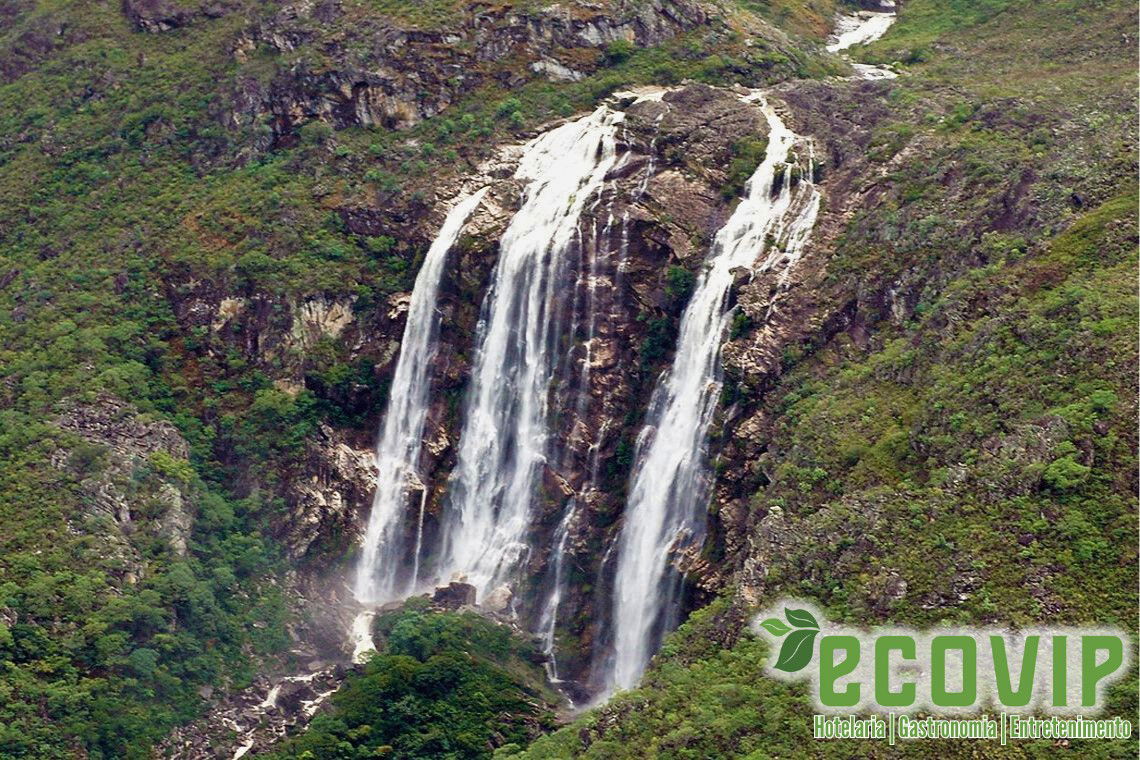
top-left (607, 94), bottom-right (822, 692)
top-left (436, 106), bottom-right (625, 599)
top-left (354, 189), bottom-right (488, 603)
top-left (345, 24), bottom-right (894, 698)
top-left (827, 3), bottom-right (898, 79)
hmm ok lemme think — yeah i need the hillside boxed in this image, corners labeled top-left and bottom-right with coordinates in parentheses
top-left (0, 0), bottom-right (1135, 758)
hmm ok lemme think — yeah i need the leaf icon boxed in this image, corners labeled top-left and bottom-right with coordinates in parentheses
top-left (759, 618), bottom-right (791, 636)
top-left (784, 608), bottom-right (819, 630)
top-left (774, 629), bottom-right (818, 672)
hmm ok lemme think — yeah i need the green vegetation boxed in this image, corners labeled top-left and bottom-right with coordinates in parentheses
top-left (721, 136), bottom-right (768, 200)
top-left (0, 0), bottom-right (1133, 756)
top-left (265, 601), bottom-right (556, 759)
top-left (856, 0), bottom-right (1015, 64)
top-left (0, 416), bottom-right (289, 758)
top-left (760, 192), bottom-right (1138, 626)
top-left (664, 265), bottom-right (697, 311)
top-left (507, 598), bottom-right (1137, 759)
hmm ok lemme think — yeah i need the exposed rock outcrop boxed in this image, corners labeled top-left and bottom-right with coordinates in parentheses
top-left (161, 664), bottom-right (346, 759)
top-left (57, 393), bottom-right (191, 459)
top-left (282, 424), bottom-right (376, 563)
top-left (121, 0), bottom-right (235, 33)
top-left (52, 394), bottom-right (197, 583)
top-left (433, 581), bottom-right (477, 608)
top-left (222, 0), bottom-right (710, 142)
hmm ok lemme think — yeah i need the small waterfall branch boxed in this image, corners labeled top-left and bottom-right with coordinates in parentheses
top-left (354, 188), bottom-right (488, 604)
top-left (607, 94), bottom-right (822, 692)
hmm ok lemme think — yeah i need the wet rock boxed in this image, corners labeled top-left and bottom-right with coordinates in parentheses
top-left (433, 581), bottom-right (477, 608)
top-left (482, 584), bottom-right (513, 613)
top-left (160, 665), bottom-right (347, 759)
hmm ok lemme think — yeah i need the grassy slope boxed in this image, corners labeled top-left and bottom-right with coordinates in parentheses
top-left (509, 0), bottom-right (1139, 757)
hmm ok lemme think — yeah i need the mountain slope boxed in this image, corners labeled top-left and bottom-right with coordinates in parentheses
top-left (0, 0), bottom-right (1135, 757)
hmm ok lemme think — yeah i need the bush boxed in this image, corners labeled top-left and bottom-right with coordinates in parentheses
top-left (604, 39), bottom-right (636, 65)
top-left (1042, 454), bottom-right (1091, 491)
top-left (721, 137), bottom-right (767, 199)
top-left (730, 310), bottom-right (753, 339)
top-left (639, 315), bottom-right (676, 366)
top-left (664, 265), bottom-right (696, 309)
top-left (495, 97), bottom-right (522, 119)
top-left (265, 608), bottom-right (554, 760)
top-left (299, 120), bottom-right (333, 146)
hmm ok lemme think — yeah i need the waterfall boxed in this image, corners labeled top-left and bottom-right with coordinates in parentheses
top-left (607, 95), bottom-right (821, 692)
top-left (826, 3), bottom-right (896, 52)
top-left (827, 3), bottom-right (898, 79)
top-left (354, 188), bottom-right (488, 603)
top-left (437, 107), bottom-right (625, 599)
top-left (537, 503), bottom-right (576, 689)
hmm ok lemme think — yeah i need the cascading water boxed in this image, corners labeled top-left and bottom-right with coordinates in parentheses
top-left (826, 5), bottom-right (896, 52)
top-left (437, 107), bottom-right (625, 599)
top-left (537, 504), bottom-right (576, 688)
top-left (607, 95), bottom-right (821, 692)
top-left (354, 188), bottom-right (488, 603)
top-left (827, 3), bottom-right (898, 79)
top-left (536, 103), bottom-right (668, 690)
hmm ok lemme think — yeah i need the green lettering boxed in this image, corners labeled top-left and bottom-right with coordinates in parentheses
top-left (991, 635), bottom-right (1038, 707)
top-left (874, 635), bottom-right (916, 707)
top-left (1081, 636), bottom-right (1123, 707)
top-left (931, 635), bottom-right (976, 707)
top-left (1052, 636), bottom-right (1067, 707)
top-left (819, 635), bottom-right (860, 707)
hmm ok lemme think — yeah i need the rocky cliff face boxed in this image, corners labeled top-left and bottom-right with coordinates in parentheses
top-left (149, 32), bottom-right (1072, 737)
top-left (220, 0), bottom-right (709, 146)
top-left (53, 394), bottom-right (197, 585)
top-left (170, 79), bottom-right (784, 709)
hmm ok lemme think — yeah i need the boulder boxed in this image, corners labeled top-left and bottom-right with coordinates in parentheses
top-left (432, 581), bottom-right (477, 608)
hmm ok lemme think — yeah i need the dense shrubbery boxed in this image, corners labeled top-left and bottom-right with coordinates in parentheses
top-left (266, 601), bottom-right (555, 759)
top-left (0, 424), bottom-right (289, 758)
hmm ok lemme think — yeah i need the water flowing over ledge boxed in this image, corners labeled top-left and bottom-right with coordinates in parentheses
top-left (348, 86), bottom-right (827, 704)
top-left (354, 189), bottom-right (489, 604)
top-left (436, 106), bottom-right (626, 599)
top-left (607, 94), bottom-right (822, 693)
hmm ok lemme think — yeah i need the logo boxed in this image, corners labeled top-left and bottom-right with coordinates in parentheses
top-left (753, 599), bottom-right (1133, 717)
top-left (758, 606), bottom-right (821, 673)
